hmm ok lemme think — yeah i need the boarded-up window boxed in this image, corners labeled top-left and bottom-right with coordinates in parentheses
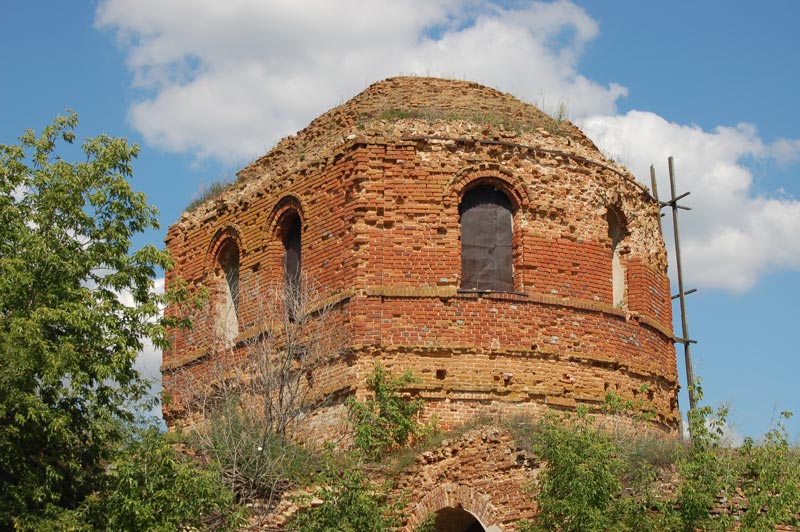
top-left (283, 214), bottom-right (302, 289)
top-left (459, 185), bottom-right (514, 291)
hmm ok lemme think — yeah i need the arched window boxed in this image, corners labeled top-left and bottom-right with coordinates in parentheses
top-left (283, 213), bottom-right (301, 290)
top-left (606, 207), bottom-right (626, 307)
top-left (459, 185), bottom-right (514, 292)
top-left (217, 240), bottom-right (240, 343)
top-left (282, 213), bottom-right (302, 322)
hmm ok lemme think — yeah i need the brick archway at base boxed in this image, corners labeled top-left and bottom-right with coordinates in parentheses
top-left (403, 483), bottom-right (502, 532)
top-left (393, 427), bottom-right (538, 531)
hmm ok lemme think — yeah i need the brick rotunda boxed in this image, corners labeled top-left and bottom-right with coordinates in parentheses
top-left (161, 76), bottom-right (680, 530)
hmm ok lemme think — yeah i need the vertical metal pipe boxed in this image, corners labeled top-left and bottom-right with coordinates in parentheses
top-left (668, 157), bottom-right (697, 411)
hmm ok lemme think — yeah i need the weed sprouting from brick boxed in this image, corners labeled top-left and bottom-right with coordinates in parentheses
top-left (185, 177), bottom-right (235, 212)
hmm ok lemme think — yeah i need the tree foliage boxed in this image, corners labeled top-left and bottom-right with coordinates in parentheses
top-left (0, 113), bottom-right (213, 527)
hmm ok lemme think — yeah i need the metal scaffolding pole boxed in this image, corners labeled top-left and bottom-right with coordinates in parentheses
top-left (663, 157), bottom-right (698, 411)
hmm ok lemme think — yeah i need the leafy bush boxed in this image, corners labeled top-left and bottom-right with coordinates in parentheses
top-left (14, 424), bottom-right (242, 532)
top-left (739, 412), bottom-right (800, 531)
top-left (672, 384), bottom-right (735, 532)
top-left (289, 456), bottom-right (400, 532)
top-left (347, 364), bottom-right (431, 460)
top-left (519, 409), bottom-right (625, 532)
top-left (515, 383), bottom-right (799, 532)
top-left (87, 426), bottom-right (242, 532)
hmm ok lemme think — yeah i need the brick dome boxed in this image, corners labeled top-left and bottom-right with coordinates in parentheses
top-left (162, 77), bottom-right (679, 435)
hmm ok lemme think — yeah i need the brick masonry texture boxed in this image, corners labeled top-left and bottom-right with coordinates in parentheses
top-left (394, 427), bottom-right (538, 531)
top-left (163, 76), bottom-right (679, 431)
top-left (162, 77), bottom-right (681, 528)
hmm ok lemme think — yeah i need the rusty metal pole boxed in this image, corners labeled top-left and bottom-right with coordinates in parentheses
top-left (668, 157), bottom-right (697, 411)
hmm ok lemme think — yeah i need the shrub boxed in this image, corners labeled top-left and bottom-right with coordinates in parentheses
top-left (739, 412), bottom-right (800, 531)
top-left (289, 455), bottom-right (400, 532)
top-left (520, 409), bottom-right (624, 532)
top-left (17, 425), bottom-right (243, 532)
top-left (194, 399), bottom-right (316, 505)
top-left (347, 364), bottom-right (431, 460)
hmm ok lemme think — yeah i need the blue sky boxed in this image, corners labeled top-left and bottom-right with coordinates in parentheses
top-left (2, 0), bottom-right (798, 440)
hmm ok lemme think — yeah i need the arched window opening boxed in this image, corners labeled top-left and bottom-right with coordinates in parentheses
top-left (606, 207), bottom-right (626, 307)
top-left (283, 214), bottom-right (301, 288)
top-left (217, 240), bottom-right (240, 343)
top-left (459, 185), bottom-right (514, 292)
top-left (282, 213), bottom-right (302, 316)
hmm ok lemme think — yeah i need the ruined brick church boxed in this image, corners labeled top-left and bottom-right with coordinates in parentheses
top-left (161, 77), bottom-right (679, 531)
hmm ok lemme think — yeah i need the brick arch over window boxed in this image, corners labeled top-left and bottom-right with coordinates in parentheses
top-left (205, 226), bottom-right (244, 276)
top-left (266, 195), bottom-right (305, 284)
top-left (443, 166), bottom-right (531, 211)
top-left (460, 185), bottom-right (514, 291)
top-left (403, 483), bottom-right (502, 532)
top-left (266, 195), bottom-right (305, 235)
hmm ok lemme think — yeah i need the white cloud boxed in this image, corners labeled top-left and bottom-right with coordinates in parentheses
top-left (96, 0), bottom-right (625, 163)
top-left (582, 112), bottom-right (800, 292)
top-left (96, 0), bottom-right (800, 293)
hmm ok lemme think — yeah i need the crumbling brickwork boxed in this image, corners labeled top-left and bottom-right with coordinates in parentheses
top-left (395, 427), bottom-right (539, 531)
top-left (162, 76), bottom-right (679, 436)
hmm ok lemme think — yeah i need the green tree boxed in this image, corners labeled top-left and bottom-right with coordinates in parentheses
top-left (82, 425), bottom-right (242, 532)
top-left (0, 113), bottom-right (176, 526)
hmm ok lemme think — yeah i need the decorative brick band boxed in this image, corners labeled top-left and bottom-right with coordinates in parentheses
top-left (362, 284), bottom-right (674, 339)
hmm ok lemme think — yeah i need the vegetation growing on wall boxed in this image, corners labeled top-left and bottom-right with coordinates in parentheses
top-left (289, 454), bottom-right (400, 532)
top-left (287, 364), bottom-right (433, 531)
top-left (346, 364), bottom-right (432, 460)
top-left (370, 106), bottom-right (566, 137)
top-left (185, 177), bottom-right (235, 213)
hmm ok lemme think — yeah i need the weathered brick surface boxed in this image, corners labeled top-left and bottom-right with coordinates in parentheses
top-left (158, 77), bottom-right (800, 531)
top-left (162, 76), bottom-right (679, 438)
top-left (394, 427), bottom-right (538, 531)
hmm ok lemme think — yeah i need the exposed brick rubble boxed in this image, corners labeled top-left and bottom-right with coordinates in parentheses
top-left (162, 76), bottom-right (684, 530)
top-left (394, 427), bottom-right (539, 531)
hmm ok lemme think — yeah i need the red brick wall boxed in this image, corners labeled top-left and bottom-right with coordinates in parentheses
top-left (162, 79), bottom-right (679, 436)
